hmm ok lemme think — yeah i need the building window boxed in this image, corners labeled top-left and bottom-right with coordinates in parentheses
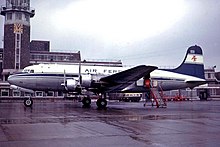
top-left (57, 91), bottom-right (64, 97)
top-left (14, 0), bottom-right (19, 6)
top-left (35, 91), bottom-right (43, 97)
top-left (6, 0), bottom-right (11, 7)
top-left (210, 89), bottom-right (216, 96)
top-left (15, 12), bottom-right (22, 20)
top-left (16, 55), bottom-right (20, 62)
top-left (25, 14), bottom-right (29, 22)
top-left (16, 41), bottom-right (20, 48)
top-left (13, 90), bottom-right (21, 97)
top-left (16, 63), bottom-right (20, 69)
top-left (25, 92), bottom-right (33, 97)
top-left (47, 91), bottom-right (54, 97)
top-left (208, 73), bottom-right (211, 79)
top-left (16, 33), bottom-right (20, 40)
top-left (6, 13), bottom-right (12, 20)
top-left (23, 0), bottom-right (30, 8)
top-left (1, 89), bottom-right (9, 97)
top-left (16, 48), bottom-right (19, 54)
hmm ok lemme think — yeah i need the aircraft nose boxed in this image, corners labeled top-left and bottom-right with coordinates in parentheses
top-left (7, 75), bottom-right (15, 84)
top-left (7, 74), bottom-right (19, 85)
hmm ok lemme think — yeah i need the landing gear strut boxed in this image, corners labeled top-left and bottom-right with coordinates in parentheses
top-left (24, 98), bottom-right (33, 107)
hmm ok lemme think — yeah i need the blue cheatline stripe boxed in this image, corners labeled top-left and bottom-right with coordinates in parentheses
top-left (12, 73), bottom-right (79, 78)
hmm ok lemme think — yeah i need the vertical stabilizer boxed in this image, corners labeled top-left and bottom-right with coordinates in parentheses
top-left (166, 45), bottom-right (205, 79)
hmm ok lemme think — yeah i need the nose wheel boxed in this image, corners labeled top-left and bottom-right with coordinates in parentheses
top-left (24, 98), bottom-right (33, 107)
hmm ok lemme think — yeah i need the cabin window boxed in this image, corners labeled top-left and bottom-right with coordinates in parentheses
top-left (30, 69), bottom-right (34, 73)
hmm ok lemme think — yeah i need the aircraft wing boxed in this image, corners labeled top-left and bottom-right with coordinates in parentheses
top-left (100, 65), bottom-right (157, 92)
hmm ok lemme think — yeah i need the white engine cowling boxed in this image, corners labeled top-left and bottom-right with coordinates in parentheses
top-left (65, 74), bottom-right (92, 91)
top-left (66, 79), bottom-right (78, 90)
top-left (81, 74), bottom-right (92, 88)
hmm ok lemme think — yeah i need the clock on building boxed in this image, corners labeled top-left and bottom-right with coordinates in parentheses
top-left (14, 23), bottom-right (23, 33)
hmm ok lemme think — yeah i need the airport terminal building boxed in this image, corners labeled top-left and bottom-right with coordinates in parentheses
top-left (0, 0), bottom-right (219, 100)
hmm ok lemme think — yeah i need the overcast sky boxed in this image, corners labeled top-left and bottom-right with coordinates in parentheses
top-left (0, 0), bottom-right (220, 71)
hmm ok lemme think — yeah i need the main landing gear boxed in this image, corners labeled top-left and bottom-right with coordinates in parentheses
top-left (81, 94), bottom-right (108, 109)
top-left (23, 95), bottom-right (107, 109)
top-left (82, 97), bottom-right (91, 107)
top-left (24, 97), bottom-right (33, 107)
top-left (96, 98), bottom-right (107, 109)
top-left (96, 93), bottom-right (107, 109)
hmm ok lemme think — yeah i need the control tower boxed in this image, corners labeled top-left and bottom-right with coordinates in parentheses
top-left (0, 0), bottom-right (35, 73)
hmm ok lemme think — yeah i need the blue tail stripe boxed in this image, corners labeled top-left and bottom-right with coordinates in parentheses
top-left (173, 63), bottom-right (205, 79)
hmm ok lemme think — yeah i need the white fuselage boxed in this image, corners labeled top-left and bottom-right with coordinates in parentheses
top-left (8, 63), bottom-right (206, 92)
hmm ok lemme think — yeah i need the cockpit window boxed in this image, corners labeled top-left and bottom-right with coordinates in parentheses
top-left (23, 69), bottom-right (29, 73)
top-left (23, 69), bottom-right (34, 73)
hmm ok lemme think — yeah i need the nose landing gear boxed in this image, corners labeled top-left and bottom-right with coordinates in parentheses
top-left (24, 98), bottom-right (33, 107)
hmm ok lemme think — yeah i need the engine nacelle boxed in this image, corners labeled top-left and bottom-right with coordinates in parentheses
top-left (81, 74), bottom-right (92, 88)
top-left (66, 79), bottom-right (78, 90)
top-left (65, 74), bottom-right (92, 91)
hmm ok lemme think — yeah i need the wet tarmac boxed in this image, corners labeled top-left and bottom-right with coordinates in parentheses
top-left (1, 100), bottom-right (220, 147)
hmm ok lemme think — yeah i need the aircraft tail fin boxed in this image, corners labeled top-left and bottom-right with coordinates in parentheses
top-left (166, 45), bottom-right (205, 79)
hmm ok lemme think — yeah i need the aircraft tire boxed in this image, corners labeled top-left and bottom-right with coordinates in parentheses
top-left (24, 98), bottom-right (33, 107)
top-left (96, 98), bottom-right (107, 109)
top-left (82, 97), bottom-right (91, 107)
